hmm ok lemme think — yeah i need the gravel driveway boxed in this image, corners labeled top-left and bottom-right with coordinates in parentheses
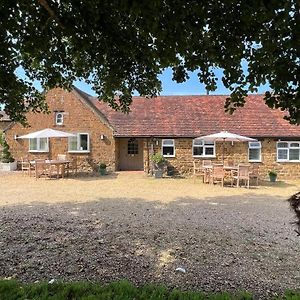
top-left (0, 172), bottom-right (300, 299)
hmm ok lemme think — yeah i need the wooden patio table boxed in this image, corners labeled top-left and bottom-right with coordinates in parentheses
top-left (31, 160), bottom-right (70, 179)
top-left (223, 165), bottom-right (238, 179)
top-left (223, 165), bottom-right (238, 171)
top-left (202, 165), bottom-right (238, 185)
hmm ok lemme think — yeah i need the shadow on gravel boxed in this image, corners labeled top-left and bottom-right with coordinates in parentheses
top-left (259, 180), bottom-right (297, 188)
top-left (0, 194), bottom-right (299, 299)
top-left (71, 172), bottom-right (120, 181)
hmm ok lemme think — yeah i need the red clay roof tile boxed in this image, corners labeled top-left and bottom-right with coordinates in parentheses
top-left (81, 92), bottom-right (300, 138)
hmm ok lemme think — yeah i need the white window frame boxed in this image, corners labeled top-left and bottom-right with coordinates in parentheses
top-left (277, 141), bottom-right (300, 162)
top-left (29, 138), bottom-right (49, 153)
top-left (248, 141), bottom-right (262, 162)
top-left (192, 139), bottom-right (215, 158)
top-left (162, 139), bottom-right (175, 157)
top-left (55, 112), bottom-right (64, 125)
top-left (68, 133), bottom-right (90, 153)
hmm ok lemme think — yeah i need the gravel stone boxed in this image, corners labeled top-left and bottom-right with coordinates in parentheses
top-left (0, 172), bottom-right (300, 299)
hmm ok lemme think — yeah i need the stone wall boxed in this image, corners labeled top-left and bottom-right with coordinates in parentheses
top-left (146, 138), bottom-right (300, 180)
top-left (5, 88), bottom-right (116, 173)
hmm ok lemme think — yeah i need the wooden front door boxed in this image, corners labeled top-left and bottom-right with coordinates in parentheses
top-left (119, 138), bottom-right (144, 171)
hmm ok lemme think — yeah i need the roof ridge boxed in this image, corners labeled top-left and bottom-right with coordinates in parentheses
top-left (72, 87), bottom-right (114, 131)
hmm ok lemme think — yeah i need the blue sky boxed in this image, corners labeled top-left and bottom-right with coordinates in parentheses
top-left (14, 65), bottom-right (270, 97)
top-left (0, 67), bottom-right (269, 111)
top-left (74, 67), bottom-right (270, 96)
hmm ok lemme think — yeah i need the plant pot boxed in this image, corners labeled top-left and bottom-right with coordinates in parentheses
top-left (99, 168), bottom-right (106, 176)
top-left (0, 161), bottom-right (17, 171)
top-left (154, 169), bottom-right (163, 178)
top-left (269, 174), bottom-right (277, 182)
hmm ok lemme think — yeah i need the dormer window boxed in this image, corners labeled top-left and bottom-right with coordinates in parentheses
top-left (55, 112), bottom-right (64, 125)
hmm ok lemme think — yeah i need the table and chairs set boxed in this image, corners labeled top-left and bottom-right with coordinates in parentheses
top-left (20, 155), bottom-right (77, 179)
top-left (193, 160), bottom-right (259, 188)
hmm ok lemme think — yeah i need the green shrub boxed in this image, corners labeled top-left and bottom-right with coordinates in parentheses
top-left (151, 153), bottom-right (165, 165)
top-left (0, 138), bottom-right (14, 163)
top-left (99, 163), bottom-right (107, 169)
top-left (268, 170), bottom-right (277, 177)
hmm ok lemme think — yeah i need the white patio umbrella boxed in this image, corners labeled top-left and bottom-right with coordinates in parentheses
top-left (18, 128), bottom-right (75, 139)
top-left (18, 128), bottom-right (76, 159)
top-left (196, 131), bottom-right (257, 163)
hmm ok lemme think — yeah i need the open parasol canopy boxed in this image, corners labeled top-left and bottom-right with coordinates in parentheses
top-left (18, 128), bottom-right (75, 139)
top-left (196, 131), bottom-right (257, 162)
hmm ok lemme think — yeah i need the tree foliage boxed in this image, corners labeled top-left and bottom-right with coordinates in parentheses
top-left (0, 0), bottom-right (299, 124)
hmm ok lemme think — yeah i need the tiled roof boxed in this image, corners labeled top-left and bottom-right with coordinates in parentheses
top-left (75, 89), bottom-right (300, 138)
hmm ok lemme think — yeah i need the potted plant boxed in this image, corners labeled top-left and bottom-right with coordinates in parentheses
top-left (0, 137), bottom-right (17, 171)
top-left (268, 170), bottom-right (277, 182)
top-left (99, 163), bottom-right (107, 175)
top-left (151, 153), bottom-right (166, 178)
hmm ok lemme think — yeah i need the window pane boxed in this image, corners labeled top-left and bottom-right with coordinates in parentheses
top-left (56, 113), bottom-right (63, 125)
top-left (163, 139), bottom-right (174, 146)
top-left (39, 138), bottom-right (48, 151)
top-left (193, 146), bottom-right (203, 156)
top-left (29, 138), bottom-right (37, 150)
top-left (163, 146), bottom-right (174, 156)
top-left (290, 143), bottom-right (300, 148)
top-left (289, 149), bottom-right (300, 160)
top-left (205, 147), bottom-right (214, 155)
top-left (249, 148), bottom-right (260, 161)
top-left (249, 142), bottom-right (261, 149)
top-left (128, 140), bottom-right (138, 154)
top-left (277, 142), bottom-right (288, 148)
top-left (193, 139), bottom-right (203, 146)
top-left (80, 134), bottom-right (88, 150)
top-left (69, 136), bottom-right (78, 151)
top-left (204, 140), bottom-right (214, 145)
top-left (278, 149), bottom-right (288, 160)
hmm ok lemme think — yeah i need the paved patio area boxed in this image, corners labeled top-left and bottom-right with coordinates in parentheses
top-left (0, 171), bottom-right (300, 298)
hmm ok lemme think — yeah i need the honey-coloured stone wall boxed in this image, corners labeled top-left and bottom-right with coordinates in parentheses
top-left (5, 88), bottom-right (116, 173)
top-left (145, 138), bottom-right (300, 180)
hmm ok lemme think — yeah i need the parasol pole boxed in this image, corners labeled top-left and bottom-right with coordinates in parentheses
top-left (222, 138), bottom-right (225, 164)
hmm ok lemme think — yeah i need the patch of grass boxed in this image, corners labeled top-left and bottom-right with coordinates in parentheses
top-left (0, 280), bottom-right (246, 300)
top-left (0, 280), bottom-right (299, 299)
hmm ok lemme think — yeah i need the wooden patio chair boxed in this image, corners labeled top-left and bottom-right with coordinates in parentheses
top-left (224, 159), bottom-right (235, 167)
top-left (211, 164), bottom-right (225, 187)
top-left (57, 154), bottom-right (68, 176)
top-left (34, 159), bottom-right (57, 180)
top-left (20, 157), bottom-right (34, 176)
top-left (249, 164), bottom-right (259, 186)
top-left (202, 160), bottom-right (213, 183)
top-left (66, 156), bottom-right (78, 176)
top-left (57, 154), bottom-right (67, 161)
top-left (231, 164), bottom-right (250, 188)
top-left (202, 160), bottom-right (212, 167)
top-left (193, 160), bottom-right (205, 183)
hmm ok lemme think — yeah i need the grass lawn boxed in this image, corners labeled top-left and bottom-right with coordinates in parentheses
top-left (1, 280), bottom-right (300, 300)
top-left (0, 279), bottom-right (273, 300)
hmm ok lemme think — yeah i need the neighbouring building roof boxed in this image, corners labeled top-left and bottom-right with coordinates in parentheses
top-left (0, 110), bottom-right (10, 122)
top-left (74, 88), bottom-right (300, 138)
top-left (0, 110), bottom-right (12, 132)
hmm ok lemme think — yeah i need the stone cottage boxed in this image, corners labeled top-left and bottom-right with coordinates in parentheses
top-left (4, 87), bottom-right (300, 179)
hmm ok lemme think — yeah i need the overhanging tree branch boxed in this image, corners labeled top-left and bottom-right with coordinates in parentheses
top-left (37, 0), bottom-right (65, 29)
top-left (0, 0), bottom-right (298, 123)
